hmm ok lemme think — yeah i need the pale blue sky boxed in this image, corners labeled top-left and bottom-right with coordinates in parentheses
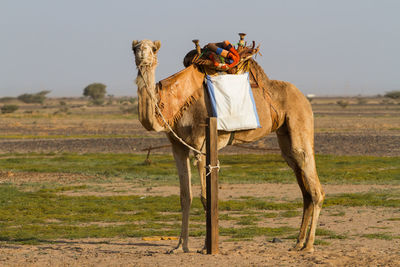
top-left (1, 0), bottom-right (399, 97)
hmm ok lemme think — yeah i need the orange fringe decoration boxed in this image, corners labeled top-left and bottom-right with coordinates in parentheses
top-left (155, 65), bottom-right (205, 127)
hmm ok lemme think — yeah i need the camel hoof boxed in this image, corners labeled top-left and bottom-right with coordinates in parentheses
top-left (289, 244), bottom-right (303, 251)
top-left (166, 247), bottom-right (190, 254)
top-left (301, 246), bottom-right (315, 253)
top-left (166, 248), bottom-right (177, 254)
top-left (197, 247), bottom-right (207, 254)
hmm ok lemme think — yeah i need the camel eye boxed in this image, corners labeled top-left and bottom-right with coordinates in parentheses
top-left (152, 47), bottom-right (157, 52)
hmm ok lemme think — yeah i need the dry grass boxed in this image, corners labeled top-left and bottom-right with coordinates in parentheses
top-left (0, 96), bottom-right (399, 138)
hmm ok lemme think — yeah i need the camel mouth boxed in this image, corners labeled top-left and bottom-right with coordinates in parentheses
top-left (133, 50), bottom-right (156, 68)
top-left (135, 58), bottom-right (155, 69)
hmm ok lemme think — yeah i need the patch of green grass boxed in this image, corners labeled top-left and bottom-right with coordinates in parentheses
top-left (219, 214), bottom-right (238, 221)
top-left (219, 154), bottom-right (400, 184)
top-left (316, 155), bottom-right (400, 184)
top-left (236, 215), bottom-right (260, 226)
top-left (387, 217), bottom-right (400, 221)
top-left (368, 226), bottom-right (390, 230)
top-left (361, 233), bottom-right (399, 240)
top-left (316, 228), bottom-right (347, 239)
top-left (325, 192), bottom-right (400, 207)
top-left (279, 210), bottom-right (301, 218)
top-left (0, 185), bottom-right (300, 243)
top-left (0, 134), bottom-right (155, 139)
top-left (219, 197), bottom-right (301, 211)
top-left (2, 183), bottom-right (399, 244)
top-left (314, 239), bottom-right (331, 246)
top-left (38, 185), bottom-right (89, 193)
top-left (262, 212), bottom-right (279, 218)
top-left (328, 211), bottom-right (346, 217)
top-left (0, 153), bottom-right (181, 185)
top-left (0, 185), bottom-right (198, 243)
top-left (1, 153), bottom-right (399, 185)
top-left (220, 226), bottom-right (296, 239)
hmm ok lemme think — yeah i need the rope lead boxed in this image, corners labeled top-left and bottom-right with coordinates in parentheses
top-left (205, 161), bottom-right (220, 177)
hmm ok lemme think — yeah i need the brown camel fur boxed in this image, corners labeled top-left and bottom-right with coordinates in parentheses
top-left (132, 39), bottom-right (325, 253)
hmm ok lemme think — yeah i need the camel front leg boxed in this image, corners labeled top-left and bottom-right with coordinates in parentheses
top-left (195, 153), bottom-right (207, 253)
top-left (169, 143), bottom-right (192, 253)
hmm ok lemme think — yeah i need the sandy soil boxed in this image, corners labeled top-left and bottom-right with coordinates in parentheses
top-left (1, 237), bottom-right (399, 267)
top-left (0, 132), bottom-right (399, 156)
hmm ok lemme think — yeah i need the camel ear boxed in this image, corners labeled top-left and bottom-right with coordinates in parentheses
top-left (132, 40), bottom-right (139, 51)
top-left (153, 40), bottom-right (161, 52)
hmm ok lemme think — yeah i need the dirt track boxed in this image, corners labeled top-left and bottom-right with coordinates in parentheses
top-left (0, 132), bottom-right (399, 156)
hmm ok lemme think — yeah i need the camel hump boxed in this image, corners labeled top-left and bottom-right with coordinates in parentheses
top-left (267, 79), bottom-right (312, 116)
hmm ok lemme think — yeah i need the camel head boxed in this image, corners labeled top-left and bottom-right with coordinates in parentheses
top-left (132, 39), bottom-right (161, 68)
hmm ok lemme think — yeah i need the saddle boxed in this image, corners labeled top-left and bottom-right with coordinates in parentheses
top-left (156, 34), bottom-right (275, 128)
top-left (183, 35), bottom-right (260, 75)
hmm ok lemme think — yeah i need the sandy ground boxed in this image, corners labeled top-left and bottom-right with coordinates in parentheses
top-left (1, 133), bottom-right (399, 156)
top-left (1, 237), bottom-right (399, 267)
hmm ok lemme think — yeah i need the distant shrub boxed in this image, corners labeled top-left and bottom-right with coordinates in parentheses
top-left (92, 98), bottom-right (105, 106)
top-left (57, 102), bottom-right (69, 114)
top-left (1, 104), bottom-right (19, 114)
top-left (120, 105), bottom-right (138, 115)
top-left (83, 83), bottom-right (107, 105)
top-left (0, 97), bottom-right (16, 103)
top-left (336, 100), bottom-right (349, 108)
top-left (356, 98), bottom-right (367, 105)
top-left (380, 99), bottom-right (392, 105)
top-left (17, 90), bottom-right (50, 104)
top-left (106, 94), bottom-right (115, 105)
top-left (129, 97), bottom-right (138, 104)
top-left (384, 91), bottom-right (400, 99)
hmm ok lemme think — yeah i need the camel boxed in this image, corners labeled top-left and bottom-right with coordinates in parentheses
top-left (132, 39), bottom-right (325, 253)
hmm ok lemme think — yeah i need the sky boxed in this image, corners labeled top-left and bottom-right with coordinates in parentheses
top-left (1, 0), bottom-right (399, 97)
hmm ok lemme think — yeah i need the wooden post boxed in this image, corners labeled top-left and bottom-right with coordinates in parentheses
top-left (206, 117), bottom-right (219, 254)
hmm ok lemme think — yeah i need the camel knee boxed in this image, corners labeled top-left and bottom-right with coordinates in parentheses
top-left (180, 191), bottom-right (193, 209)
top-left (181, 196), bottom-right (192, 208)
top-left (310, 189), bottom-right (324, 209)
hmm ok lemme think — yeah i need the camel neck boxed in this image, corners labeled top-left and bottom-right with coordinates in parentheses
top-left (136, 66), bottom-right (156, 94)
top-left (135, 65), bottom-right (164, 132)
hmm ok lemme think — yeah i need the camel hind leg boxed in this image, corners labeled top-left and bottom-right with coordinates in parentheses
top-left (276, 120), bottom-right (325, 252)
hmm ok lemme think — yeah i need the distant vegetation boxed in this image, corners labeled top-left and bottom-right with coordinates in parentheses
top-left (356, 97), bottom-right (367, 105)
top-left (120, 97), bottom-right (138, 114)
top-left (384, 90), bottom-right (400, 99)
top-left (17, 90), bottom-right (50, 104)
top-left (1, 104), bottom-right (19, 114)
top-left (83, 83), bottom-right (107, 105)
top-left (0, 97), bottom-right (16, 103)
top-left (336, 100), bottom-right (349, 108)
